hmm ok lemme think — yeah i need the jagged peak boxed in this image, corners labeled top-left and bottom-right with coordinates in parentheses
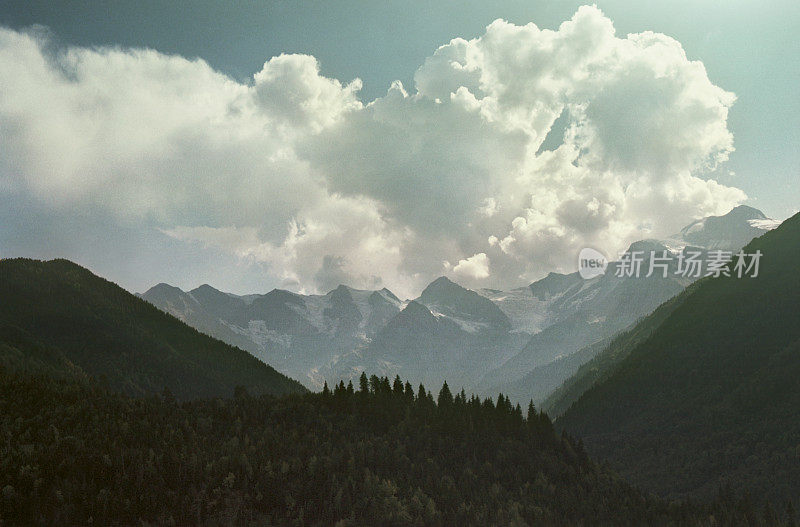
top-left (529, 270), bottom-right (581, 300)
top-left (328, 284), bottom-right (355, 304)
top-left (369, 289), bottom-right (402, 308)
top-left (325, 284), bottom-right (400, 303)
top-left (400, 300), bottom-right (435, 318)
top-left (420, 276), bottom-right (466, 298)
top-left (262, 288), bottom-right (305, 305)
top-left (726, 204), bottom-right (766, 219)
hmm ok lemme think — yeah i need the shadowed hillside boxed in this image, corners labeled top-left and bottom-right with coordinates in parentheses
top-left (556, 212), bottom-right (800, 506)
top-left (0, 258), bottom-right (305, 399)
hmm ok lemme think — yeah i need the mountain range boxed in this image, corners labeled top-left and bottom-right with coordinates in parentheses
top-left (141, 205), bottom-right (778, 402)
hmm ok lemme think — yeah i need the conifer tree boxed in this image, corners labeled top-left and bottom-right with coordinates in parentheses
top-left (393, 375), bottom-right (404, 395)
top-left (437, 381), bottom-right (453, 407)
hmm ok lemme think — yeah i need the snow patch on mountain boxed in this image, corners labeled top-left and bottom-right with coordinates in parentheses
top-left (428, 307), bottom-right (488, 334)
top-left (478, 288), bottom-right (550, 335)
top-left (247, 320), bottom-right (293, 349)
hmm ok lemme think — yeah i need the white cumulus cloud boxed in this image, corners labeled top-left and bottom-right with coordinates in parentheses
top-left (452, 253), bottom-right (491, 280)
top-left (0, 6), bottom-right (745, 297)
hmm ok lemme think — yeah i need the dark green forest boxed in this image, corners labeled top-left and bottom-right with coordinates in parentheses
top-left (1, 367), bottom-right (790, 526)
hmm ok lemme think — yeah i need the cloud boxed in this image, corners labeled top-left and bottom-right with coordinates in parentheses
top-left (0, 6), bottom-right (745, 297)
top-left (452, 253), bottom-right (491, 280)
top-left (252, 54), bottom-right (363, 133)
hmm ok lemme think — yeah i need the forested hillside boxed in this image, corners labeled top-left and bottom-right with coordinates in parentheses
top-left (0, 259), bottom-right (305, 399)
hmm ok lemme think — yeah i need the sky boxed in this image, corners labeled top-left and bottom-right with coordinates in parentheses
top-left (0, 0), bottom-right (797, 298)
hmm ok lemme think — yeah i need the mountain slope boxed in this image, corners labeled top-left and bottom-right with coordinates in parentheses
top-left (0, 258), bottom-right (305, 399)
top-left (479, 241), bottom-right (689, 399)
top-left (542, 289), bottom-right (689, 417)
top-left (556, 212), bottom-right (800, 503)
